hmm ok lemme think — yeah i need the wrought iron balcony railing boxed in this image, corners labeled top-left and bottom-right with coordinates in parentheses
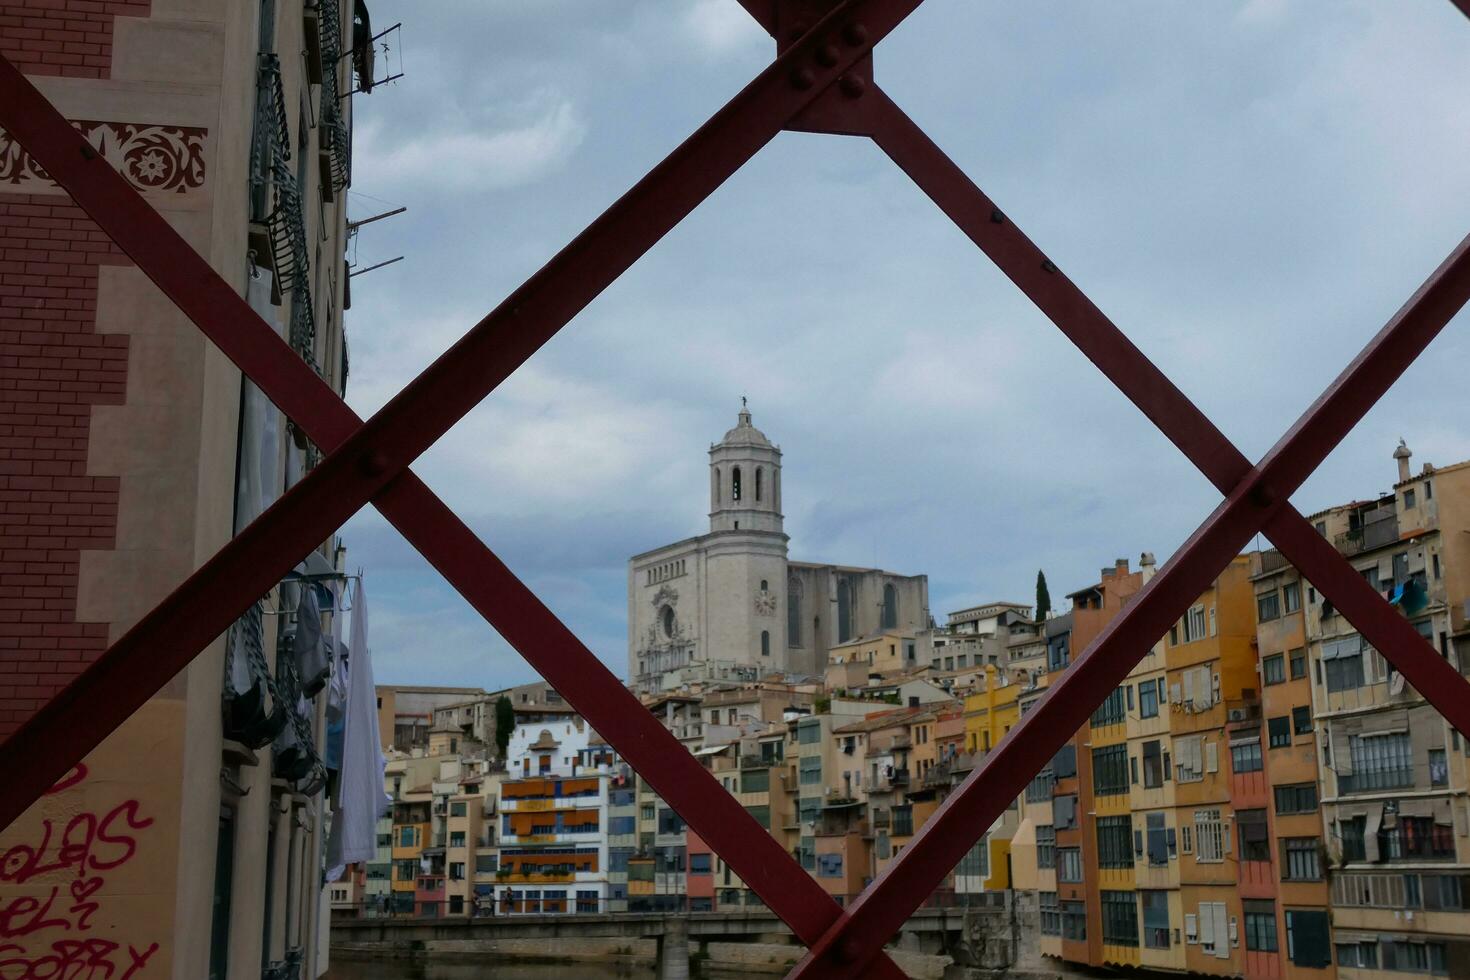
top-left (249, 53), bottom-right (290, 225)
top-left (266, 159), bottom-right (309, 295)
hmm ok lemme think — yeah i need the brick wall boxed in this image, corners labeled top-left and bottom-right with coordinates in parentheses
top-left (0, 0), bottom-right (152, 80)
top-left (0, 192), bottom-right (129, 737)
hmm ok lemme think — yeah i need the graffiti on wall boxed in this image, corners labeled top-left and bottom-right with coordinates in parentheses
top-left (0, 764), bottom-right (161, 978)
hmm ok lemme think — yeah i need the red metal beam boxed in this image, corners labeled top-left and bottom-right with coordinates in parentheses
top-left (0, 6), bottom-right (925, 969)
top-left (863, 85), bottom-right (1470, 736)
top-left (784, 94), bottom-right (1470, 977)
top-left (0, 0), bottom-right (917, 816)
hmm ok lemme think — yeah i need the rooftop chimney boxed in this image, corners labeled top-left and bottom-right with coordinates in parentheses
top-left (1394, 439), bottom-right (1412, 484)
top-left (1140, 551), bottom-right (1157, 584)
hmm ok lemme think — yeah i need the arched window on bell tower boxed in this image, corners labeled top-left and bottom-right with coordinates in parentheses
top-left (732, 466), bottom-right (742, 502)
top-left (755, 468), bottom-right (763, 502)
top-left (882, 583), bottom-right (898, 630)
top-left (761, 631), bottom-right (770, 657)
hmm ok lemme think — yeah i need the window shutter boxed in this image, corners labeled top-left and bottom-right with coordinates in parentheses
top-left (1205, 740), bottom-right (1218, 773)
top-left (1163, 750), bottom-right (1172, 780)
top-left (1182, 671), bottom-right (1194, 704)
top-left (1170, 682), bottom-right (1182, 704)
top-left (1199, 905), bottom-right (1215, 947)
top-left (1134, 829), bottom-right (1144, 856)
top-left (1185, 912), bottom-right (1199, 943)
top-left (1166, 827), bottom-right (1177, 856)
top-left (1213, 904), bottom-right (1230, 958)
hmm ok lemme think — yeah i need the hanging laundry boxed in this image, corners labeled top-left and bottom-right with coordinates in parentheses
top-left (326, 579), bottom-right (391, 881)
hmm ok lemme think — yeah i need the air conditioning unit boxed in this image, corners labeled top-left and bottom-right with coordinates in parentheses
top-left (1226, 707), bottom-right (1249, 723)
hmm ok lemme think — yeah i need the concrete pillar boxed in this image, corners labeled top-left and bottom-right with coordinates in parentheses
top-left (658, 916), bottom-right (691, 980)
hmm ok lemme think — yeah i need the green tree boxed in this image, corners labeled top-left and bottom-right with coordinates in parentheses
top-left (494, 695), bottom-right (515, 759)
top-left (1035, 569), bottom-right (1052, 622)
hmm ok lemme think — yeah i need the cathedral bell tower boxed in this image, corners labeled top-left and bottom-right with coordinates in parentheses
top-left (709, 402), bottom-right (783, 534)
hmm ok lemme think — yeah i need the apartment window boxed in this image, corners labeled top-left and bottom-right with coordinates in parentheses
top-left (799, 756), bottom-right (823, 785)
top-left (1423, 874), bottom-right (1468, 910)
top-left (1142, 740), bottom-right (1167, 789)
top-left (1289, 647), bottom-right (1306, 679)
top-left (640, 803), bottom-right (655, 821)
top-left (1382, 940), bottom-right (1448, 975)
top-left (1140, 890), bottom-right (1170, 949)
top-left (1292, 705), bottom-right (1312, 735)
top-left (1047, 633), bottom-right (1070, 672)
top-left (689, 854), bottom-right (712, 875)
top-left (1139, 680), bottom-right (1159, 719)
top-left (1182, 606), bottom-right (1207, 643)
top-left (1175, 735), bottom-right (1203, 782)
top-left (1346, 731), bottom-right (1413, 792)
top-left (1036, 825), bottom-right (1056, 869)
top-left (657, 808), bottom-right (685, 835)
top-left (1243, 900), bottom-right (1278, 953)
top-left (892, 805), bottom-right (914, 837)
top-left (1380, 816), bottom-right (1454, 860)
top-left (1283, 581), bottom-right (1301, 613)
top-left (1039, 892), bottom-right (1061, 936)
top-left (1323, 635), bottom-right (1368, 692)
top-left (1262, 653), bottom-right (1286, 685)
top-left (1195, 809), bottom-right (1226, 863)
top-left (1258, 592), bottom-right (1281, 623)
top-left (798, 722), bottom-right (821, 745)
top-left (448, 862), bottom-right (465, 881)
top-left (1404, 488), bottom-right (1417, 508)
top-left (1145, 812), bottom-right (1169, 866)
top-left (1057, 847), bottom-right (1083, 883)
top-left (1093, 745), bottom-right (1129, 797)
top-left (1238, 809), bottom-right (1270, 863)
top-left (1052, 744), bottom-right (1077, 778)
top-left (1274, 783), bottom-right (1318, 814)
top-left (449, 831), bottom-right (466, 848)
top-left (744, 805), bottom-right (770, 830)
top-left (1053, 794), bottom-right (1078, 830)
top-left (1230, 738), bottom-right (1263, 774)
top-left (398, 827), bottom-right (416, 847)
top-left (1100, 891), bottom-right (1139, 948)
top-left (816, 853), bottom-right (843, 878)
top-left (1097, 816), bottom-right (1133, 869)
top-left (740, 769), bottom-right (769, 794)
top-left (1062, 901), bottom-right (1087, 941)
top-left (1429, 748), bottom-right (1449, 787)
top-left (1339, 815), bottom-right (1367, 862)
top-left (1026, 768), bottom-right (1055, 802)
top-left (1092, 688), bottom-right (1126, 726)
top-left (1336, 941), bottom-right (1379, 969)
top-left (1281, 838), bottom-right (1322, 880)
top-left (1268, 717), bottom-right (1291, 748)
top-left (450, 802), bottom-right (467, 817)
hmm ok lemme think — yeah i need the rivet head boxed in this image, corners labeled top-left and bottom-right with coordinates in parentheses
top-left (843, 23), bottom-right (869, 46)
top-left (815, 43), bottom-right (840, 67)
top-left (360, 450), bottom-right (389, 478)
top-left (791, 67), bottom-right (816, 90)
top-left (834, 936), bottom-right (862, 964)
top-left (839, 74), bottom-right (866, 98)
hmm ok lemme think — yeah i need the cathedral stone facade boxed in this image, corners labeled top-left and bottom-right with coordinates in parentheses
top-left (628, 408), bottom-right (929, 694)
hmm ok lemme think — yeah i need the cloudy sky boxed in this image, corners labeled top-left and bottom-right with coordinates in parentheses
top-left (340, 0), bottom-right (1470, 690)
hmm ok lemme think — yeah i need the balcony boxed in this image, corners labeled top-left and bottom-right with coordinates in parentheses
top-left (1337, 768), bottom-right (1415, 794)
top-left (1335, 510), bottom-right (1399, 557)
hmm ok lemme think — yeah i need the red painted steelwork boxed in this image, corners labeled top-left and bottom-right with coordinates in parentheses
top-left (3, 2), bottom-right (1469, 976)
top-left (863, 85), bottom-right (1470, 736)
top-left (786, 92), bottom-right (1470, 979)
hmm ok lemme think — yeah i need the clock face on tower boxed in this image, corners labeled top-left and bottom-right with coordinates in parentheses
top-left (754, 589), bottom-right (776, 617)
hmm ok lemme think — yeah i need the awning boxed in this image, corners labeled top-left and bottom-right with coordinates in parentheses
top-left (694, 745), bottom-right (731, 756)
top-left (1365, 809), bottom-right (1382, 863)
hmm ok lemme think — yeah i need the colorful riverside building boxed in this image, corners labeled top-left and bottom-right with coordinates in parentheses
top-left (1307, 445), bottom-right (1470, 978)
top-left (493, 712), bottom-right (620, 914)
top-left (1249, 547), bottom-right (1334, 978)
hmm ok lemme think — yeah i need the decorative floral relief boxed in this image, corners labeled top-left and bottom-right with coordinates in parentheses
top-left (0, 120), bottom-right (207, 193)
top-left (754, 589), bottom-right (776, 617)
